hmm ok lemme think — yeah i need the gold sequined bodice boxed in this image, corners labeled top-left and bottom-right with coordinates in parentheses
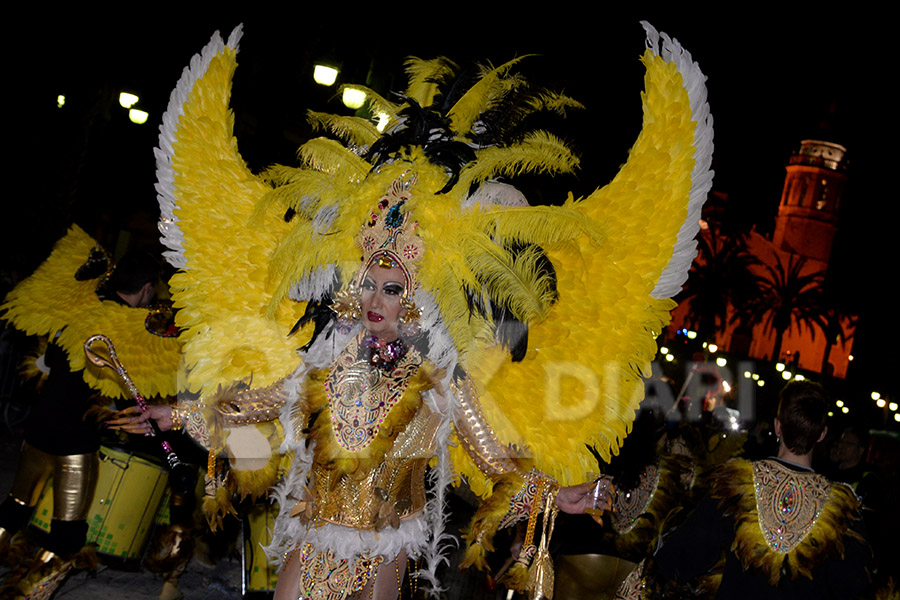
top-left (298, 344), bottom-right (443, 531)
top-left (309, 404), bottom-right (444, 529)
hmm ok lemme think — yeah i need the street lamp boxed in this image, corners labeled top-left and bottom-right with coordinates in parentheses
top-left (342, 88), bottom-right (366, 110)
top-left (129, 109), bottom-right (149, 124)
top-left (313, 65), bottom-right (339, 86)
top-left (119, 92), bottom-right (139, 108)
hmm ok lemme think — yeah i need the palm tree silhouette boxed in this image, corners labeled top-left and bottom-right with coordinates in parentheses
top-left (819, 308), bottom-right (855, 376)
top-left (677, 229), bottom-right (761, 342)
top-left (742, 253), bottom-right (827, 362)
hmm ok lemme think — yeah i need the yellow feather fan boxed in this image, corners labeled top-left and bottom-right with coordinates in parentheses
top-left (1, 225), bottom-right (181, 399)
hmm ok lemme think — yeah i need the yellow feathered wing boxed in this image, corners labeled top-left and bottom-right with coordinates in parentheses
top-left (156, 25), bottom-right (310, 400)
top-left (1, 225), bottom-right (180, 399)
top-left (459, 23), bottom-right (713, 488)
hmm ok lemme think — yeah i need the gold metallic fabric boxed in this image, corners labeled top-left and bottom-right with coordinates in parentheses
top-left (310, 406), bottom-right (443, 530)
top-left (216, 378), bottom-right (288, 427)
top-left (10, 442), bottom-right (98, 521)
top-left (753, 459), bottom-right (830, 554)
top-left (612, 464), bottom-right (660, 534)
top-left (526, 494), bottom-right (558, 600)
top-left (325, 343), bottom-right (422, 452)
top-left (451, 376), bottom-right (519, 477)
top-left (555, 555), bottom-right (638, 600)
top-left (290, 542), bottom-right (383, 600)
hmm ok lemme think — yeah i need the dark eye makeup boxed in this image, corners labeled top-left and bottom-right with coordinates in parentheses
top-left (361, 277), bottom-right (404, 296)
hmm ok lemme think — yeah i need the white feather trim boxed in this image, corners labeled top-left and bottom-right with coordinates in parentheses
top-left (288, 264), bottom-right (338, 302)
top-left (303, 323), bottom-right (360, 369)
top-left (461, 180), bottom-right (529, 209)
top-left (416, 290), bottom-right (459, 391)
top-left (414, 394), bottom-right (459, 597)
top-left (641, 21), bottom-right (715, 300)
top-left (154, 25), bottom-right (243, 270)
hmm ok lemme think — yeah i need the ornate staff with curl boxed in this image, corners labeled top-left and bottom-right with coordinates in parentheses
top-left (84, 334), bottom-right (183, 471)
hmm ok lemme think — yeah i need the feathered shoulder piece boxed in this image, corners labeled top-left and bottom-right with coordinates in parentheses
top-left (612, 453), bottom-right (694, 559)
top-left (0, 225), bottom-right (180, 399)
top-left (711, 458), bottom-right (865, 585)
top-left (159, 22), bottom-right (713, 488)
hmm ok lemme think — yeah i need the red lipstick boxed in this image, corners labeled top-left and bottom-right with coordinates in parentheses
top-left (367, 311), bottom-right (384, 322)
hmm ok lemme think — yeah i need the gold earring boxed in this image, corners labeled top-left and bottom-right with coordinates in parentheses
top-left (332, 281), bottom-right (362, 332)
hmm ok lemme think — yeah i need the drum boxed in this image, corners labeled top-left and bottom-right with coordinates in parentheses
top-left (243, 500), bottom-right (280, 596)
top-left (30, 446), bottom-right (169, 560)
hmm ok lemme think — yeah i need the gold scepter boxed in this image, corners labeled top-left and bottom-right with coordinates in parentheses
top-left (84, 333), bottom-right (183, 471)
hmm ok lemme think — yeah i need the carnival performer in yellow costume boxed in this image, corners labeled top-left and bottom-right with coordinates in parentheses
top-left (116, 20), bottom-right (714, 600)
top-left (0, 226), bottom-right (181, 599)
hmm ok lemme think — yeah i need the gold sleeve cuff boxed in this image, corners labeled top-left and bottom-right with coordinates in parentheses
top-left (215, 378), bottom-right (287, 427)
top-left (498, 470), bottom-right (558, 530)
top-left (451, 375), bottom-right (519, 477)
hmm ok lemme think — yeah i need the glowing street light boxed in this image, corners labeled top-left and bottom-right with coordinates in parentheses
top-left (776, 363), bottom-right (785, 372)
top-left (708, 344), bottom-right (718, 353)
top-left (890, 402), bottom-right (898, 412)
top-left (119, 92), bottom-right (139, 108)
top-left (836, 400), bottom-right (844, 408)
top-left (660, 347), bottom-right (669, 355)
top-left (872, 391), bottom-right (881, 401)
top-left (781, 371), bottom-right (792, 380)
top-left (841, 406), bottom-right (849, 414)
top-left (877, 399), bottom-right (886, 408)
top-left (313, 64), bottom-right (339, 86)
top-left (686, 330), bottom-right (697, 339)
top-left (743, 371), bottom-right (752, 378)
top-left (757, 380), bottom-right (765, 387)
top-left (57, 95), bottom-right (65, 108)
top-left (128, 109), bottom-right (149, 124)
top-left (342, 88), bottom-right (366, 109)
top-left (716, 357), bottom-right (727, 367)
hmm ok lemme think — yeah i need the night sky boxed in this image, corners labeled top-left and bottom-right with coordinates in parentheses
top-left (5, 10), bottom-right (890, 399)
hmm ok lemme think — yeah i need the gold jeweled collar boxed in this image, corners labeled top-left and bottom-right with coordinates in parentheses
top-left (753, 459), bottom-right (830, 554)
top-left (324, 334), bottom-right (422, 452)
top-left (612, 463), bottom-right (660, 534)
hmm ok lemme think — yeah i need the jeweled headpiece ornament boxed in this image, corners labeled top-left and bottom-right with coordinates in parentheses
top-left (354, 172), bottom-right (423, 299)
top-left (331, 172), bottom-right (424, 329)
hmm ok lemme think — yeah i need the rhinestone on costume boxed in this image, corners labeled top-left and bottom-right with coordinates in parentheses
top-left (753, 459), bottom-right (830, 554)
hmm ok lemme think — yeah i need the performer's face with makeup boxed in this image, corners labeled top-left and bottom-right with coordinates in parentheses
top-left (360, 266), bottom-right (405, 342)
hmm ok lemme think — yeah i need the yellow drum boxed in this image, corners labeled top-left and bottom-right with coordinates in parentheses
top-left (243, 500), bottom-right (280, 593)
top-left (30, 446), bottom-right (169, 560)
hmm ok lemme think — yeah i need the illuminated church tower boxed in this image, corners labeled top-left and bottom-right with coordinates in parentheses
top-left (772, 140), bottom-right (848, 263)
